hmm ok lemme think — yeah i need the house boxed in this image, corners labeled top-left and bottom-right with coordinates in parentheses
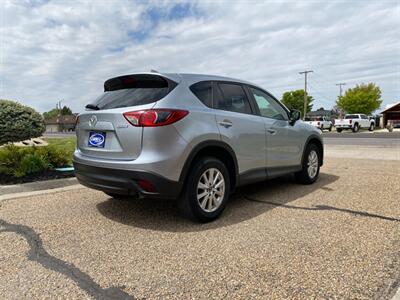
top-left (306, 108), bottom-right (339, 122)
top-left (380, 102), bottom-right (400, 128)
top-left (45, 115), bottom-right (77, 132)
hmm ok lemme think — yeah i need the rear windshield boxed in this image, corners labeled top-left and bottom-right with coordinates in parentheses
top-left (87, 75), bottom-right (175, 110)
top-left (345, 115), bottom-right (358, 119)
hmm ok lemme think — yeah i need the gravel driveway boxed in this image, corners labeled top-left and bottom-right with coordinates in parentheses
top-left (1, 146), bottom-right (399, 299)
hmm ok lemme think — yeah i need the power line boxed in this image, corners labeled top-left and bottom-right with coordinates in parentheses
top-left (307, 84), bottom-right (334, 107)
top-left (299, 70), bottom-right (313, 119)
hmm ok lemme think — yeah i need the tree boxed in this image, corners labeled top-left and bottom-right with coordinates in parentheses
top-left (60, 105), bottom-right (72, 115)
top-left (43, 108), bottom-right (59, 120)
top-left (336, 83), bottom-right (382, 114)
top-left (0, 100), bottom-right (45, 145)
top-left (43, 105), bottom-right (73, 120)
top-left (281, 89), bottom-right (314, 117)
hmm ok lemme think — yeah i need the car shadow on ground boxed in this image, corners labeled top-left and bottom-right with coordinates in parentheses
top-left (96, 172), bottom-right (341, 232)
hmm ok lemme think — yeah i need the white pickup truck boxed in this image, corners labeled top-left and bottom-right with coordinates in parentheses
top-left (335, 114), bottom-right (375, 133)
top-left (304, 116), bottom-right (333, 131)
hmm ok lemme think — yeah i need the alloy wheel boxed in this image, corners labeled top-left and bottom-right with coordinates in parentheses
top-left (197, 168), bottom-right (225, 212)
top-left (307, 150), bottom-right (319, 179)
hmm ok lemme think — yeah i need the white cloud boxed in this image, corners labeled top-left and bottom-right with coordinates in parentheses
top-left (0, 0), bottom-right (399, 113)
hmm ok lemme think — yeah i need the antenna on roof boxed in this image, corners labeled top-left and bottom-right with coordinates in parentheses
top-left (150, 69), bottom-right (159, 73)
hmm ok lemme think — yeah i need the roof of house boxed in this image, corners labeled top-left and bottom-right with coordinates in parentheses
top-left (45, 115), bottom-right (76, 125)
top-left (381, 102), bottom-right (400, 114)
top-left (307, 109), bottom-right (335, 117)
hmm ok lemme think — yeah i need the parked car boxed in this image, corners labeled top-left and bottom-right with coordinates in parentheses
top-left (304, 116), bottom-right (333, 131)
top-left (334, 114), bottom-right (375, 133)
top-left (73, 72), bottom-right (324, 222)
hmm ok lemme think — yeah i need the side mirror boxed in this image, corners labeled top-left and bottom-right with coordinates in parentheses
top-left (289, 110), bottom-right (301, 125)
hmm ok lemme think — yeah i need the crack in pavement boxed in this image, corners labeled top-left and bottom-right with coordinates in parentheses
top-left (244, 197), bottom-right (400, 222)
top-left (0, 218), bottom-right (134, 300)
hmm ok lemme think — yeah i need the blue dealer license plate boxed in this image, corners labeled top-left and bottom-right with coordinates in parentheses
top-left (88, 131), bottom-right (106, 148)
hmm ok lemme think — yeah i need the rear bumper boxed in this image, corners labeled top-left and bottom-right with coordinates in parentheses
top-left (335, 125), bottom-right (352, 129)
top-left (73, 162), bottom-right (183, 199)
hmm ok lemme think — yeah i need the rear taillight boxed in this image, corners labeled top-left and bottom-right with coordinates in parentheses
top-left (349, 120), bottom-right (352, 124)
top-left (123, 109), bottom-right (189, 127)
top-left (317, 122), bottom-right (320, 125)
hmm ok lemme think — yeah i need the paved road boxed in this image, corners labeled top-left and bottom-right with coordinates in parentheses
top-left (323, 131), bottom-right (400, 139)
top-left (0, 147), bottom-right (399, 299)
top-left (322, 132), bottom-right (400, 147)
top-left (43, 132), bottom-right (75, 138)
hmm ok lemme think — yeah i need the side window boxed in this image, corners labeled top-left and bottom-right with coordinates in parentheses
top-left (249, 87), bottom-right (288, 120)
top-left (190, 81), bottom-right (212, 107)
top-left (361, 114), bottom-right (368, 119)
top-left (216, 83), bottom-right (252, 114)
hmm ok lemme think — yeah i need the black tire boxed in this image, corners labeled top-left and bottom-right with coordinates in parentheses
top-left (336, 128), bottom-right (342, 133)
top-left (178, 157), bottom-right (230, 223)
top-left (352, 123), bottom-right (359, 132)
top-left (369, 123), bottom-right (375, 131)
top-left (329, 125), bottom-right (332, 132)
top-left (294, 143), bottom-right (321, 185)
top-left (320, 125), bottom-right (324, 131)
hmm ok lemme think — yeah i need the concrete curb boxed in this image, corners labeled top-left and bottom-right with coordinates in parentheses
top-left (0, 177), bottom-right (79, 197)
top-left (0, 184), bottom-right (84, 202)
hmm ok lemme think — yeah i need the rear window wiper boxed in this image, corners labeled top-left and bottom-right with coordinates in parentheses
top-left (85, 104), bottom-right (100, 110)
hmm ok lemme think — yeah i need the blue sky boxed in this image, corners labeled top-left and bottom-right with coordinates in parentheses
top-left (1, 0), bottom-right (399, 113)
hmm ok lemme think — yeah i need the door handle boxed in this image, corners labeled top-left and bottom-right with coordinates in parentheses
top-left (267, 129), bottom-right (276, 135)
top-left (218, 120), bottom-right (233, 128)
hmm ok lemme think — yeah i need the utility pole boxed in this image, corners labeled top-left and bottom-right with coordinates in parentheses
top-left (299, 70), bottom-right (313, 120)
top-left (335, 83), bottom-right (346, 97)
top-left (335, 83), bottom-right (346, 118)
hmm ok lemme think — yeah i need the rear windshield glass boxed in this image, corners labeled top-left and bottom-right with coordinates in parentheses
top-left (345, 115), bottom-right (358, 119)
top-left (87, 75), bottom-right (174, 110)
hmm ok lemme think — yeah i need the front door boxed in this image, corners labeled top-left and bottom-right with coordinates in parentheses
top-left (246, 86), bottom-right (303, 168)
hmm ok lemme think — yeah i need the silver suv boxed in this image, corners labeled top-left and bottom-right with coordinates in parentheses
top-left (73, 72), bottom-right (323, 222)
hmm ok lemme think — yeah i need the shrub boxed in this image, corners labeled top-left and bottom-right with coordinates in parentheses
top-left (0, 99), bottom-right (45, 145)
top-left (0, 144), bottom-right (71, 178)
top-left (13, 154), bottom-right (49, 178)
top-left (36, 145), bottom-right (70, 168)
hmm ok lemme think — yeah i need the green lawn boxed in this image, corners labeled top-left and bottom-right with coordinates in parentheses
top-left (44, 137), bottom-right (77, 165)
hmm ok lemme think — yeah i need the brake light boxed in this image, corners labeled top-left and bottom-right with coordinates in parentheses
top-left (123, 109), bottom-right (189, 127)
top-left (349, 120), bottom-right (352, 124)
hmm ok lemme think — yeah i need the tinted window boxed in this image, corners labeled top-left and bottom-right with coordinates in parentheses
top-left (345, 115), bottom-right (358, 119)
top-left (216, 83), bottom-right (252, 114)
top-left (361, 114), bottom-right (368, 119)
top-left (249, 87), bottom-right (288, 120)
top-left (87, 75), bottom-right (173, 110)
top-left (190, 81), bottom-right (212, 107)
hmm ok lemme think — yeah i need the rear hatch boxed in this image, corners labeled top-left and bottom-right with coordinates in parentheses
top-left (76, 74), bottom-right (177, 160)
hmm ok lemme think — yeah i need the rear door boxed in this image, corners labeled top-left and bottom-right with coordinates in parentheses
top-left (213, 82), bottom-right (266, 174)
top-left (246, 86), bottom-right (303, 168)
top-left (76, 74), bottom-right (176, 160)
top-left (360, 114), bottom-right (369, 127)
